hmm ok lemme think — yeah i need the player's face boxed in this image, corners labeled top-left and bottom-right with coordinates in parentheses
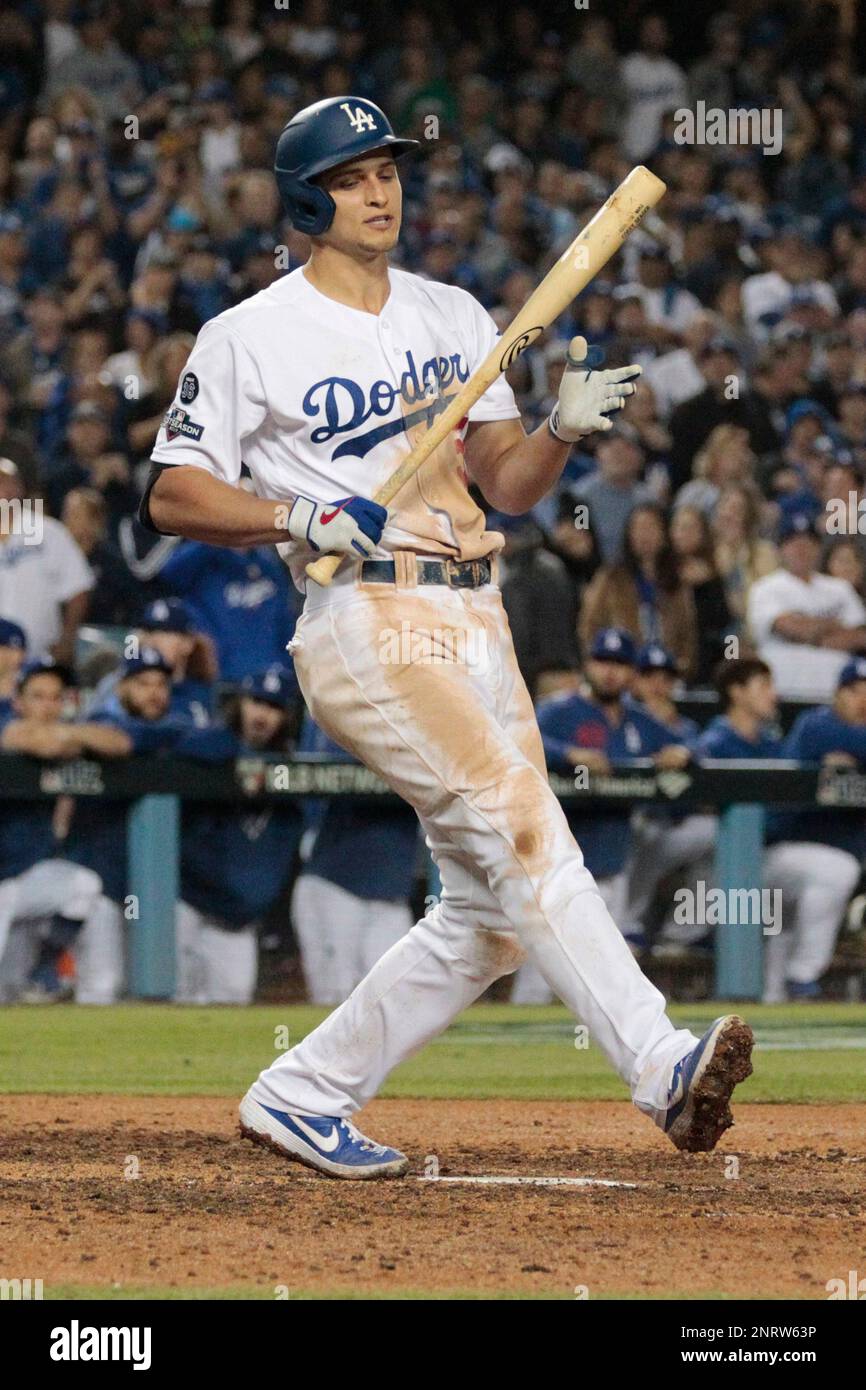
top-left (838, 680), bottom-right (866, 725)
top-left (635, 669), bottom-right (673, 703)
top-left (16, 673), bottom-right (66, 722)
top-left (586, 659), bottom-right (633, 701)
top-left (740, 673), bottom-right (777, 723)
top-left (320, 154), bottom-right (402, 255)
top-left (121, 671), bottom-right (171, 721)
top-left (240, 696), bottom-right (285, 748)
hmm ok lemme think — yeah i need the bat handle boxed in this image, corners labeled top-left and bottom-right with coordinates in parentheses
top-left (305, 551), bottom-right (346, 587)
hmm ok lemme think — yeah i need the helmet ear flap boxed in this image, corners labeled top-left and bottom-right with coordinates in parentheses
top-left (280, 178), bottom-right (335, 236)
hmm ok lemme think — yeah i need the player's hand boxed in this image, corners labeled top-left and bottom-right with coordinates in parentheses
top-left (653, 744), bottom-right (691, 771)
top-left (566, 746), bottom-right (611, 775)
top-left (287, 494), bottom-right (388, 558)
top-left (549, 336), bottom-right (642, 441)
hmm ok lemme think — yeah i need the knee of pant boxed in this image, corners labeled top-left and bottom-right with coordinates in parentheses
top-left (424, 900), bottom-right (526, 977)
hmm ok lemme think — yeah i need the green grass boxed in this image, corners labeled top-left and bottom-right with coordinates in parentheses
top-left (0, 1001), bottom-right (863, 1103)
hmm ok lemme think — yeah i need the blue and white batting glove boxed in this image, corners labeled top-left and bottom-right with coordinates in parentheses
top-left (288, 494), bottom-right (388, 557)
top-left (549, 336), bottom-right (642, 441)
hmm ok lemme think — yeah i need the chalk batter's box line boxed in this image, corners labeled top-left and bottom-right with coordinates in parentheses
top-left (416, 1175), bottom-right (639, 1188)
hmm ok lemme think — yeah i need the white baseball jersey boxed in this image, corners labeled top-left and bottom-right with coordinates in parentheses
top-left (748, 567), bottom-right (866, 698)
top-left (0, 518), bottom-right (93, 656)
top-left (150, 266), bottom-right (520, 590)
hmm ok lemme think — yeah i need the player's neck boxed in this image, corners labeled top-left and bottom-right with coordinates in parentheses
top-left (303, 248), bottom-right (391, 316)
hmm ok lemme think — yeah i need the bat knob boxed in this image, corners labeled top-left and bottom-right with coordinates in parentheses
top-left (566, 335), bottom-right (588, 367)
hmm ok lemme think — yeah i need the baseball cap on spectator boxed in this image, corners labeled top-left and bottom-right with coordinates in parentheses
top-left (778, 511), bottom-right (820, 543)
top-left (17, 657), bottom-right (75, 691)
top-left (167, 206), bottom-right (202, 233)
top-left (589, 628), bottom-right (637, 665)
top-left (241, 665), bottom-right (299, 710)
top-left (785, 398), bottom-right (833, 433)
top-left (637, 642), bottom-right (677, 674)
top-left (119, 647), bottom-right (173, 679)
top-left (140, 598), bottom-right (195, 635)
top-left (0, 619), bottom-right (27, 651)
top-left (837, 657), bottom-right (866, 689)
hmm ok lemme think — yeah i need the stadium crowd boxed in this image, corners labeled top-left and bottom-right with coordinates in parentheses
top-left (2, 0), bottom-right (866, 1006)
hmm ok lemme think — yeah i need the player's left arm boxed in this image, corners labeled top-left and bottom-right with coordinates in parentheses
top-left (464, 339), bottom-right (641, 514)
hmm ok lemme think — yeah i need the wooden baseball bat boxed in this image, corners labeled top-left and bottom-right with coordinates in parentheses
top-left (305, 164), bottom-right (666, 587)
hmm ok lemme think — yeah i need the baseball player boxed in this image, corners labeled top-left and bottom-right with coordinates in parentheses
top-left (0, 658), bottom-right (120, 1000)
top-left (762, 656), bottom-right (866, 1001)
top-left (142, 96), bottom-right (753, 1176)
top-left (175, 664), bottom-right (304, 1005)
top-left (625, 642), bottom-right (717, 957)
top-left (293, 713), bottom-right (418, 1005)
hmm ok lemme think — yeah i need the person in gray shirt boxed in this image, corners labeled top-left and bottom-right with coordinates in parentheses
top-left (570, 426), bottom-right (655, 564)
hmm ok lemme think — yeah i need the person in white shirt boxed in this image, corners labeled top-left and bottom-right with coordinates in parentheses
top-left (621, 14), bottom-right (688, 162)
top-left (621, 244), bottom-right (702, 347)
top-left (0, 459), bottom-right (93, 661)
top-left (748, 512), bottom-right (866, 699)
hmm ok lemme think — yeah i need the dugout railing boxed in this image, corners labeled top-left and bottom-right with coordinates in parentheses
top-left (1, 754), bottom-right (864, 1000)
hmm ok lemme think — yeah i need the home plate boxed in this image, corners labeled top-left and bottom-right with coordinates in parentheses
top-left (417, 1175), bottom-right (637, 1188)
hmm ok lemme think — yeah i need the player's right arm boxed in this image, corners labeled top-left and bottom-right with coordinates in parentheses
top-left (142, 320), bottom-right (386, 556)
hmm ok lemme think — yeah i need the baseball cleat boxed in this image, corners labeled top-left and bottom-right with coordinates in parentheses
top-left (663, 1014), bottom-right (754, 1153)
top-left (238, 1093), bottom-right (408, 1179)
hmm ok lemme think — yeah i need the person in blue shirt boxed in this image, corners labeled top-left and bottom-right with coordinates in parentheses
top-left (157, 535), bottom-right (299, 681)
top-left (625, 643), bottom-right (718, 957)
top-left (512, 627), bottom-right (691, 1002)
top-left (176, 664), bottom-right (305, 1005)
top-left (694, 657), bottom-right (782, 761)
top-left (0, 617), bottom-right (27, 720)
top-left (291, 712), bottom-right (420, 1005)
top-left (762, 656), bottom-right (866, 1001)
top-left (65, 647), bottom-right (191, 1004)
top-left (0, 657), bottom-right (128, 1001)
top-left (87, 596), bottom-right (216, 728)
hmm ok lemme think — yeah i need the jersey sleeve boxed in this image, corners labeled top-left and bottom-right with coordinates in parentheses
top-left (149, 321), bottom-right (269, 483)
top-left (836, 580), bottom-right (866, 628)
top-left (50, 521), bottom-right (95, 601)
top-left (746, 575), bottom-right (783, 644)
top-left (461, 292), bottom-right (521, 423)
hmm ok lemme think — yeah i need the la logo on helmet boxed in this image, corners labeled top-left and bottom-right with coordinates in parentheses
top-left (339, 103), bottom-right (378, 134)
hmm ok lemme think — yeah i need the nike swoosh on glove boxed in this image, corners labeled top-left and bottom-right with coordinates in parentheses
top-left (549, 336), bottom-right (642, 441)
top-left (288, 494), bottom-right (388, 557)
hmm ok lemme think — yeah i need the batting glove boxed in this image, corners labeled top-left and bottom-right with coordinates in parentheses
top-left (288, 494), bottom-right (388, 557)
top-left (549, 336), bottom-right (642, 441)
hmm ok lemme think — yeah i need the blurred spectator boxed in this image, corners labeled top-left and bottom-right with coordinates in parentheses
top-left (570, 427), bottom-right (655, 564)
top-left (669, 504), bottom-right (734, 684)
top-left (668, 337), bottom-right (778, 493)
top-left (675, 423), bottom-right (756, 516)
top-left (748, 512), bottom-right (866, 699)
top-left (713, 481), bottom-right (780, 624)
top-left (46, 401), bottom-right (138, 534)
top-left (580, 503), bottom-right (697, 677)
top-left (823, 536), bottom-right (866, 600)
top-left (0, 458), bottom-right (93, 661)
top-left (0, 618), bottom-right (26, 713)
top-left (490, 512), bottom-right (580, 700)
top-left (60, 487), bottom-right (142, 627)
top-left (621, 14), bottom-right (687, 162)
top-left (155, 529), bottom-right (298, 682)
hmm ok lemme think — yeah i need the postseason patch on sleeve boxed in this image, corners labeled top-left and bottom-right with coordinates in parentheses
top-left (180, 371), bottom-right (199, 403)
top-left (163, 405), bottom-right (205, 441)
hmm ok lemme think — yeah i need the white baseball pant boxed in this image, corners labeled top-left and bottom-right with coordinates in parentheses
top-left (292, 873), bottom-right (412, 1004)
top-left (248, 566), bottom-right (697, 1125)
top-left (0, 859), bottom-right (102, 971)
top-left (763, 841), bottom-right (860, 999)
top-left (74, 895), bottom-right (126, 1004)
top-left (511, 872), bottom-right (628, 1004)
top-left (175, 901), bottom-right (258, 1004)
top-left (627, 813), bottom-right (718, 943)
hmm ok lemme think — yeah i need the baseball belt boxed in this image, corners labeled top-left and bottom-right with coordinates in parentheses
top-left (359, 555), bottom-right (493, 588)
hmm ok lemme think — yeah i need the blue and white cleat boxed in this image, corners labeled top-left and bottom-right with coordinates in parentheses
top-left (238, 1093), bottom-right (408, 1179)
top-left (664, 1014), bottom-right (754, 1153)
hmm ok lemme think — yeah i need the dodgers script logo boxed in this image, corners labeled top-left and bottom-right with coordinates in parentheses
top-left (302, 348), bottom-right (470, 461)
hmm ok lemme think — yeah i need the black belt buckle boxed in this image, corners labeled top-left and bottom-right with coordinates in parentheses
top-left (444, 557), bottom-right (484, 588)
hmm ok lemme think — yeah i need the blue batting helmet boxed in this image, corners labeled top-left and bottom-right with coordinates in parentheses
top-left (273, 96), bottom-right (420, 236)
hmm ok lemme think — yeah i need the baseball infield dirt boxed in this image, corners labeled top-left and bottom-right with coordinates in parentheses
top-left (2, 1096), bottom-right (864, 1298)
